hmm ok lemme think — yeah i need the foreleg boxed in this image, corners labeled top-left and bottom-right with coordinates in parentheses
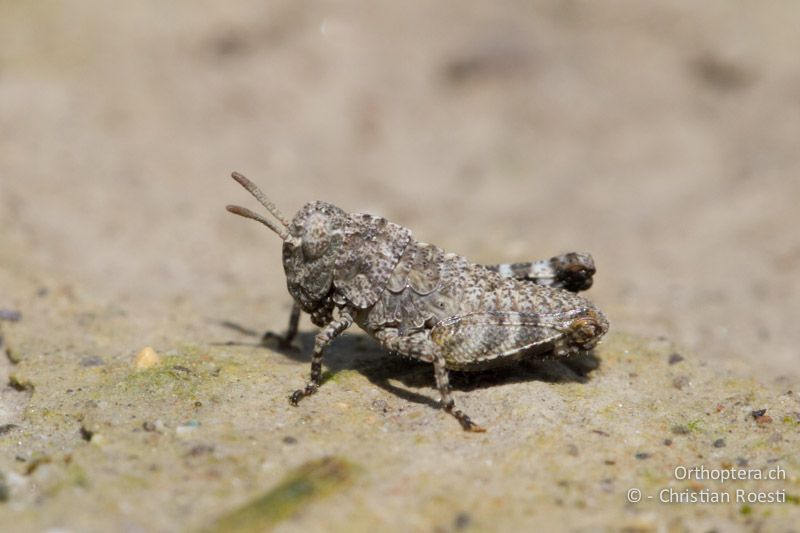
top-left (289, 308), bottom-right (354, 405)
top-left (262, 302), bottom-right (301, 349)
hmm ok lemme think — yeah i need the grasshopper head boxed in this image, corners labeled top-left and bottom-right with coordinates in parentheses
top-left (282, 201), bottom-right (348, 312)
top-left (226, 173), bottom-right (345, 313)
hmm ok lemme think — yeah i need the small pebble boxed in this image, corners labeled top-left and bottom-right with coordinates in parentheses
top-left (668, 353), bottom-right (684, 365)
top-left (454, 512), bottom-right (471, 530)
top-left (176, 426), bottom-right (196, 437)
top-left (713, 438), bottom-right (726, 448)
top-left (80, 426), bottom-right (94, 442)
top-left (663, 439), bottom-right (673, 446)
top-left (566, 444), bottom-right (579, 457)
top-left (187, 444), bottom-right (214, 457)
top-left (176, 420), bottom-right (200, 438)
top-left (25, 455), bottom-right (52, 475)
top-left (0, 309), bottom-right (22, 322)
top-left (672, 375), bottom-right (690, 390)
top-left (371, 399), bottom-right (390, 413)
top-left (282, 436), bottom-right (298, 445)
top-left (752, 409), bottom-right (773, 424)
top-left (134, 347), bottom-right (161, 369)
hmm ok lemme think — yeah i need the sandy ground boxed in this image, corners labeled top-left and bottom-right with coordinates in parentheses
top-left (1, 1), bottom-right (799, 531)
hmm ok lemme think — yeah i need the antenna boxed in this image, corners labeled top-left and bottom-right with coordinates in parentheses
top-left (226, 205), bottom-right (291, 241)
top-left (230, 172), bottom-right (291, 228)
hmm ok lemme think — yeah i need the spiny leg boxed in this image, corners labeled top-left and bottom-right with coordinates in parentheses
top-left (262, 302), bottom-right (301, 350)
top-left (374, 329), bottom-right (485, 432)
top-left (431, 352), bottom-right (485, 432)
top-left (484, 252), bottom-right (596, 293)
top-left (289, 308), bottom-right (353, 405)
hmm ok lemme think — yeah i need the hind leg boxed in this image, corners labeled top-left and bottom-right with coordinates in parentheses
top-left (374, 329), bottom-right (485, 432)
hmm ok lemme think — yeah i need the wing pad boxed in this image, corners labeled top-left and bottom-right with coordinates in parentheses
top-left (430, 310), bottom-right (581, 370)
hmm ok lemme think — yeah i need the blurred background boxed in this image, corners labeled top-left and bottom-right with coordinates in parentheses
top-left (1, 0), bottom-right (798, 379)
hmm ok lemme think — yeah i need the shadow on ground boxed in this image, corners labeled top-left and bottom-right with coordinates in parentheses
top-left (217, 319), bottom-right (601, 409)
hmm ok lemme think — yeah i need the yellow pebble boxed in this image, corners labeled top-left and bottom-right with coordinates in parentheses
top-left (135, 346), bottom-right (161, 369)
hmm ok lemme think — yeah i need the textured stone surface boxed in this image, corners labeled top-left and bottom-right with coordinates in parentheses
top-left (0, 286), bottom-right (798, 531)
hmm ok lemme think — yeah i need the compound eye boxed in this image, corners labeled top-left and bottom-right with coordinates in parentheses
top-left (302, 236), bottom-right (329, 260)
top-left (301, 213), bottom-right (330, 260)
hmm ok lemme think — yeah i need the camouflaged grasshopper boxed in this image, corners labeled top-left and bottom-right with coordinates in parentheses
top-left (227, 172), bottom-right (608, 431)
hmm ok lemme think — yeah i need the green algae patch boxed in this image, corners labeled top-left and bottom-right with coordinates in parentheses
top-left (205, 457), bottom-right (356, 533)
top-left (685, 419), bottom-right (703, 433)
top-left (782, 416), bottom-right (800, 428)
top-left (119, 353), bottom-right (217, 401)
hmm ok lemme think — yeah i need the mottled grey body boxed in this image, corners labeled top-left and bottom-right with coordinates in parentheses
top-left (357, 241), bottom-right (605, 370)
top-left (227, 173), bottom-right (608, 431)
